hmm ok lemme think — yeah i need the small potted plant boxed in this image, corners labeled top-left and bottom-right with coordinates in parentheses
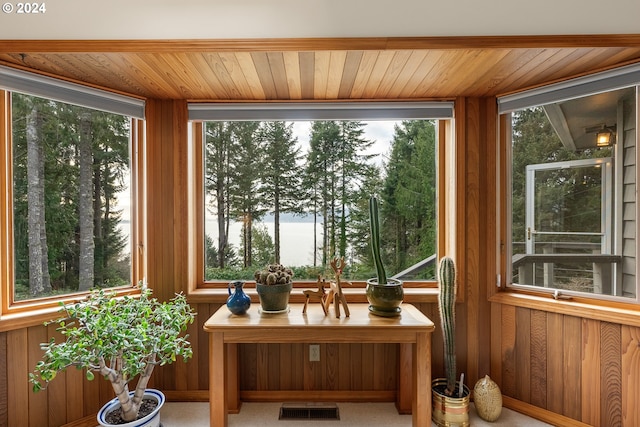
top-left (432, 256), bottom-right (470, 427)
top-left (365, 196), bottom-right (404, 317)
top-left (29, 284), bottom-right (196, 427)
top-left (254, 263), bottom-right (294, 313)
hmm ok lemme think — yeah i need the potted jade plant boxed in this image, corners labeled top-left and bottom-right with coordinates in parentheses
top-left (254, 263), bottom-right (294, 313)
top-left (29, 284), bottom-right (196, 427)
top-left (365, 196), bottom-right (403, 317)
top-left (432, 256), bottom-right (470, 427)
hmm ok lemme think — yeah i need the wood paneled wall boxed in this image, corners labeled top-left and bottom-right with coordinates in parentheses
top-left (1, 97), bottom-right (639, 427)
top-left (492, 303), bottom-right (640, 426)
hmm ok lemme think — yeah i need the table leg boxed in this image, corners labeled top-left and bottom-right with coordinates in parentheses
top-left (227, 343), bottom-right (240, 413)
top-left (210, 332), bottom-right (227, 427)
top-left (397, 343), bottom-right (412, 414)
top-left (414, 332), bottom-right (432, 426)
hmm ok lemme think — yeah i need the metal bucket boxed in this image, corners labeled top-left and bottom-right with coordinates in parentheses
top-left (431, 378), bottom-right (470, 427)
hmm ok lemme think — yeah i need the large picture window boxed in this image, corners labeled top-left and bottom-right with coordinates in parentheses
top-left (189, 101), bottom-right (454, 286)
top-left (10, 93), bottom-right (133, 301)
top-left (500, 73), bottom-right (639, 300)
top-left (202, 119), bottom-right (438, 282)
top-left (1, 66), bottom-right (145, 313)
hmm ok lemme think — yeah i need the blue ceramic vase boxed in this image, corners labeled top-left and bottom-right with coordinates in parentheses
top-left (227, 280), bottom-right (251, 315)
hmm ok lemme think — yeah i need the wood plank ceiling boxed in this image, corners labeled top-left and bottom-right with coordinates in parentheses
top-left (2, 36), bottom-right (640, 101)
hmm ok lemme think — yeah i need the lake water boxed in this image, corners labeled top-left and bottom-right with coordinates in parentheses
top-left (206, 220), bottom-right (323, 266)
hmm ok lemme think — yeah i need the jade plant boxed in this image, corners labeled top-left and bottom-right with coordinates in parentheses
top-left (369, 196), bottom-right (387, 285)
top-left (254, 263), bottom-right (294, 285)
top-left (438, 256), bottom-right (459, 396)
top-left (29, 285), bottom-right (196, 423)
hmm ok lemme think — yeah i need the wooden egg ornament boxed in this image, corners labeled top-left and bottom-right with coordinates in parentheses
top-left (473, 375), bottom-right (502, 422)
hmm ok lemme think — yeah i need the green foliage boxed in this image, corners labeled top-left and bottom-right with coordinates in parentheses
top-left (510, 107), bottom-right (610, 250)
top-left (29, 286), bottom-right (196, 420)
top-left (381, 120), bottom-right (437, 275)
top-left (302, 120), bottom-right (377, 267)
top-left (11, 93), bottom-right (131, 299)
top-left (204, 235), bottom-right (241, 272)
top-left (205, 265), bottom-right (324, 282)
top-left (242, 224), bottom-right (275, 267)
top-left (202, 119), bottom-right (439, 280)
top-left (257, 121), bottom-right (304, 263)
top-left (226, 121), bottom-right (266, 268)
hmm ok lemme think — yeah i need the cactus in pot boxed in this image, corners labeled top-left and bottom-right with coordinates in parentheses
top-left (438, 256), bottom-right (458, 396)
top-left (254, 263), bottom-right (294, 312)
top-left (432, 256), bottom-right (470, 427)
top-left (365, 196), bottom-right (403, 317)
top-left (369, 196), bottom-right (387, 285)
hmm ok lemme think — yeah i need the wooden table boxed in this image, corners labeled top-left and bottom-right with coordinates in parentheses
top-left (203, 303), bottom-right (435, 426)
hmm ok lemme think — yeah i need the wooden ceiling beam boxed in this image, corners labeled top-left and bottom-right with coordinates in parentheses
top-left (3, 34), bottom-right (640, 54)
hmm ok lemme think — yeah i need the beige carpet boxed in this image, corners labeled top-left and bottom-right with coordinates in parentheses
top-left (160, 401), bottom-right (553, 426)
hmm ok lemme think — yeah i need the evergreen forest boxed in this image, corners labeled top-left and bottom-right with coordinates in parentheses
top-left (203, 119), bottom-right (439, 282)
top-left (9, 93), bottom-right (620, 300)
top-left (11, 93), bottom-right (131, 300)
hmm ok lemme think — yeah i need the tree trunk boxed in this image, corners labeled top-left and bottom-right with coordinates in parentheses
top-left (313, 196), bottom-right (318, 267)
top-left (246, 213), bottom-right (253, 267)
top-left (94, 159), bottom-right (104, 284)
top-left (78, 110), bottom-right (95, 291)
top-left (26, 99), bottom-right (51, 296)
top-left (216, 182), bottom-right (227, 268)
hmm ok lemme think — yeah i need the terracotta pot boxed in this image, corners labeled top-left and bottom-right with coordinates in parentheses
top-left (97, 389), bottom-right (165, 427)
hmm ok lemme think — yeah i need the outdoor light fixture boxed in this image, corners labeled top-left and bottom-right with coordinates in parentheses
top-left (586, 124), bottom-right (616, 147)
top-left (596, 125), bottom-right (616, 147)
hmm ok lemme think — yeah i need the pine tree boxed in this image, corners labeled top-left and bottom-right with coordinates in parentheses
top-left (227, 121), bottom-right (265, 267)
top-left (303, 121), bottom-right (340, 266)
top-left (77, 108), bottom-right (95, 292)
top-left (12, 94), bottom-right (131, 297)
top-left (204, 122), bottom-right (235, 269)
top-left (336, 121), bottom-right (376, 259)
top-left (381, 120), bottom-right (437, 275)
top-left (24, 95), bottom-right (52, 295)
top-left (257, 121), bottom-right (303, 263)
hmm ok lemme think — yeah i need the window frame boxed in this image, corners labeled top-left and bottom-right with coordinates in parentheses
top-left (0, 87), bottom-right (146, 328)
top-left (186, 102), bottom-right (457, 300)
top-left (498, 67), bottom-right (640, 306)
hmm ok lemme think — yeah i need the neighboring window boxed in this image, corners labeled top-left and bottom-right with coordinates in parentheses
top-left (198, 118), bottom-right (442, 284)
top-left (9, 92), bottom-right (133, 301)
top-left (503, 84), bottom-right (638, 300)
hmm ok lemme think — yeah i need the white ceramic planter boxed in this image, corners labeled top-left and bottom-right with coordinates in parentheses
top-left (97, 389), bottom-right (165, 427)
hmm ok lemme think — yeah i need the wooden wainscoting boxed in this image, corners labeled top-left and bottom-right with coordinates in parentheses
top-left (6, 299), bottom-right (639, 427)
top-left (0, 301), bottom-right (444, 427)
top-left (0, 324), bottom-right (116, 427)
top-left (492, 303), bottom-right (640, 427)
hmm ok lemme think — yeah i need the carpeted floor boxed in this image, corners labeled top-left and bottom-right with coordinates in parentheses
top-left (159, 401), bottom-right (553, 426)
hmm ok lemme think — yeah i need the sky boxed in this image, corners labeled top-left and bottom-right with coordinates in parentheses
top-left (291, 120), bottom-right (399, 163)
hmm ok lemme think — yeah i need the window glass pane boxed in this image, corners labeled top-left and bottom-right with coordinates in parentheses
top-left (202, 120), bottom-right (438, 282)
top-left (11, 93), bottom-right (132, 301)
top-left (510, 87), bottom-right (637, 298)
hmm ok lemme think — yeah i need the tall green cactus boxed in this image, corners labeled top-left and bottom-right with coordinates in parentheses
top-left (369, 196), bottom-right (387, 285)
top-left (438, 256), bottom-right (457, 396)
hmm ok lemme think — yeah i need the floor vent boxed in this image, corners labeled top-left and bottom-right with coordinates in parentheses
top-left (279, 403), bottom-right (340, 420)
